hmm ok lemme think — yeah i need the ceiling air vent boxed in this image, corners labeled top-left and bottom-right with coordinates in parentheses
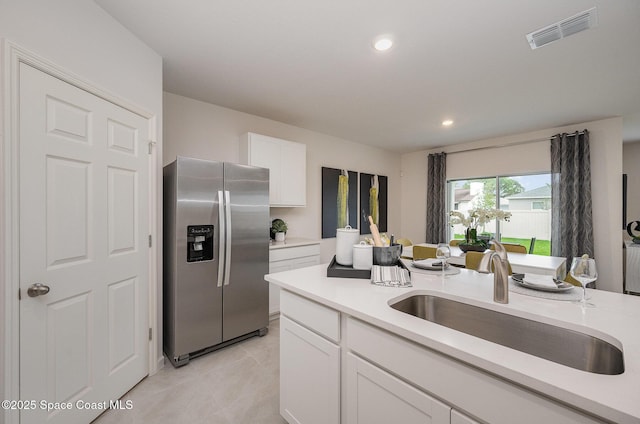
top-left (526, 7), bottom-right (598, 50)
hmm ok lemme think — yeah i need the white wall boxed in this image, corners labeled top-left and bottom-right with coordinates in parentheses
top-left (623, 141), bottom-right (640, 236)
top-left (401, 117), bottom-right (624, 293)
top-left (0, 0), bottom-right (163, 410)
top-left (164, 92), bottom-right (402, 262)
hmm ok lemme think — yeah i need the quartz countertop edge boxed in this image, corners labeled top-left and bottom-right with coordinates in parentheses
top-left (269, 237), bottom-right (320, 250)
top-left (265, 264), bottom-right (640, 424)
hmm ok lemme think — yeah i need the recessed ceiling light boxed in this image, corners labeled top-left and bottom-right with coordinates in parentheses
top-left (373, 37), bottom-right (393, 51)
top-left (442, 119), bottom-right (454, 127)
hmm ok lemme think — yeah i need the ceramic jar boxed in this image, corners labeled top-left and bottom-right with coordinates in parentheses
top-left (352, 241), bottom-right (373, 270)
top-left (336, 225), bottom-right (360, 265)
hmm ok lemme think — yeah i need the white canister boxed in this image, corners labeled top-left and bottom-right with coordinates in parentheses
top-left (336, 225), bottom-right (360, 266)
top-left (352, 241), bottom-right (373, 270)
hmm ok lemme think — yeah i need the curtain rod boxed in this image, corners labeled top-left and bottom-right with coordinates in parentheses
top-left (443, 130), bottom-right (586, 156)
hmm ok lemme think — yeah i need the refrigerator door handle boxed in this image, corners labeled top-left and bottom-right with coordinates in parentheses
top-left (217, 190), bottom-right (225, 288)
top-left (223, 190), bottom-right (232, 286)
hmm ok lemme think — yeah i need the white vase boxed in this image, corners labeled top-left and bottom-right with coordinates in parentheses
top-left (275, 232), bottom-right (285, 242)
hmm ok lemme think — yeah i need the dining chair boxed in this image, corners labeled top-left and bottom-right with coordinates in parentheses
top-left (465, 251), bottom-right (484, 270)
top-left (563, 273), bottom-right (582, 287)
top-left (412, 246), bottom-right (437, 260)
top-left (491, 243), bottom-right (527, 254)
top-left (465, 251), bottom-right (513, 274)
top-left (396, 238), bottom-right (413, 247)
top-left (449, 239), bottom-right (461, 246)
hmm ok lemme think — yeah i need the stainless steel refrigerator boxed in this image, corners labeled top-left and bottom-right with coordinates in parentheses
top-left (163, 156), bottom-right (270, 367)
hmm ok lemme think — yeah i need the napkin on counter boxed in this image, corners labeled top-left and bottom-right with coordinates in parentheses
top-left (522, 273), bottom-right (557, 289)
top-left (371, 265), bottom-right (412, 287)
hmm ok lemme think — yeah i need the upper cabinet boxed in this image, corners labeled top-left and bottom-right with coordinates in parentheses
top-left (240, 132), bottom-right (306, 207)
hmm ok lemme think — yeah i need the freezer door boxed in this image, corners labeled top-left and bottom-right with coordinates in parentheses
top-left (170, 157), bottom-right (224, 357)
top-left (222, 163), bottom-right (270, 341)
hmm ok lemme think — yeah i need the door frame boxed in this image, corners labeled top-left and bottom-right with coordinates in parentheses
top-left (1, 40), bottom-right (161, 424)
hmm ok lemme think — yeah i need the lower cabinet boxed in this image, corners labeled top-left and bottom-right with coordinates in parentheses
top-left (279, 291), bottom-right (482, 424)
top-left (269, 243), bottom-right (320, 316)
top-left (280, 315), bottom-right (340, 424)
top-left (346, 353), bottom-right (451, 424)
top-left (347, 317), bottom-right (604, 424)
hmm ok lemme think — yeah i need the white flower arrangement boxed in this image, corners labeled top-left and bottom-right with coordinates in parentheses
top-left (449, 208), bottom-right (512, 230)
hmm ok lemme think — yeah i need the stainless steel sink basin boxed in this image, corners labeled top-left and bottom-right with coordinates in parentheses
top-left (390, 294), bottom-right (624, 375)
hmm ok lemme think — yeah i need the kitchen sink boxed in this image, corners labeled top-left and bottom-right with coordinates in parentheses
top-left (389, 294), bottom-right (624, 375)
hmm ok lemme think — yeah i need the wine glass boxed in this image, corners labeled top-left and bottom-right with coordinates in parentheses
top-left (436, 243), bottom-right (451, 280)
top-left (570, 256), bottom-right (597, 308)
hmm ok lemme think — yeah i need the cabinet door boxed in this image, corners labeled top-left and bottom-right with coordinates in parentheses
top-left (248, 134), bottom-right (281, 205)
top-left (346, 353), bottom-right (451, 424)
top-left (279, 139), bottom-right (306, 206)
top-left (281, 316), bottom-right (340, 424)
top-left (451, 410), bottom-right (481, 424)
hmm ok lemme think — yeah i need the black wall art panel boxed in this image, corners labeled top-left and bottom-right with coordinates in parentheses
top-left (321, 167), bottom-right (358, 238)
top-left (360, 173), bottom-right (388, 235)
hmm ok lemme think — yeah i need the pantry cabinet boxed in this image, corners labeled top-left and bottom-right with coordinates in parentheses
top-left (240, 132), bottom-right (306, 207)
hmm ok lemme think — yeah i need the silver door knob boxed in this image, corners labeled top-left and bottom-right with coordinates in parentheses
top-left (27, 283), bottom-right (50, 297)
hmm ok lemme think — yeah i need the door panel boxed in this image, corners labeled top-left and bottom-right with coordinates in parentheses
top-left (45, 157), bottom-right (91, 267)
top-left (108, 167), bottom-right (137, 255)
top-left (223, 163), bottom-right (269, 341)
top-left (47, 293), bottom-right (92, 403)
top-left (19, 63), bottom-right (149, 424)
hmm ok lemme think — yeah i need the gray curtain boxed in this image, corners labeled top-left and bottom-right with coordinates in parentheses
top-left (550, 130), bottom-right (594, 266)
top-left (426, 152), bottom-right (447, 243)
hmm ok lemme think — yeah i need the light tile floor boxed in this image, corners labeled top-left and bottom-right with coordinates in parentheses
top-left (93, 319), bottom-right (286, 424)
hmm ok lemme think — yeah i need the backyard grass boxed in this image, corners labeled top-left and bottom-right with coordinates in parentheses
top-left (452, 235), bottom-right (551, 256)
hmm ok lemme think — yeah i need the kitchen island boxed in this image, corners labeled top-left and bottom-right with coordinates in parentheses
top-left (265, 264), bottom-right (640, 424)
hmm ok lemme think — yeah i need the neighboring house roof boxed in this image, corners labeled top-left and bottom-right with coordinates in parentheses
top-left (506, 185), bottom-right (551, 199)
top-left (454, 188), bottom-right (473, 202)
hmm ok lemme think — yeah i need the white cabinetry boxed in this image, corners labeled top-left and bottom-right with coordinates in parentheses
top-left (279, 290), bottom-right (483, 424)
top-left (240, 132), bottom-right (306, 207)
top-left (269, 243), bottom-right (320, 316)
top-left (346, 353), bottom-right (451, 424)
top-left (280, 291), bottom-right (340, 424)
top-left (347, 317), bottom-right (604, 424)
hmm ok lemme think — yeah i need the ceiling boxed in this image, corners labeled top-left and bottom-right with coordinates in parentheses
top-left (96, 0), bottom-right (640, 153)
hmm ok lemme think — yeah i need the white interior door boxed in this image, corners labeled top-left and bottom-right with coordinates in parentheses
top-left (18, 63), bottom-right (149, 424)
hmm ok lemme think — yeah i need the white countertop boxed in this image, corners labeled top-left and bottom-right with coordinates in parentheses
top-left (265, 264), bottom-right (640, 424)
top-left (269, 237), bottom-right (320, 250)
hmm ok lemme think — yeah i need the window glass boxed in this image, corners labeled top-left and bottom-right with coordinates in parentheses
top-left (447, 173), bottom-right (551, 255)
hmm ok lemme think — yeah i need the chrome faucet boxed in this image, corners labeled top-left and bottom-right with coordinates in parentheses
top-left (477, 241), bottom-right (510, 304)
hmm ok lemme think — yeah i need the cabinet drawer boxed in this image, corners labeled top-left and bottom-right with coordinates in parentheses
top-left (347, 317), bottom-right (604, 424)
top-left (270, 243), bottom-right (320, 262)
top-left (281, 290), bottom-right (340, 343)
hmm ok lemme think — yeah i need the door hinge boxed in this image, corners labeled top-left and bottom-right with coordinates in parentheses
top-left (149, 328), bottom-right (153, 341)
top-left (148, 141), bottom-right (156, 154)
top-left (148, 234), bottom-right (152, 247)
top-left (18, 288), bottom-right (21, 300)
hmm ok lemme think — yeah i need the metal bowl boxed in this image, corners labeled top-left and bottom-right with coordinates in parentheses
top-left (373, 243), bottom-right (403, 266)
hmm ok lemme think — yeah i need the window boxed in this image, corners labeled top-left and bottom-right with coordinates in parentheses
top-left (447, 173), bottom-right (551, 255)
top-left (532, 201), bottom-right (545, 210)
